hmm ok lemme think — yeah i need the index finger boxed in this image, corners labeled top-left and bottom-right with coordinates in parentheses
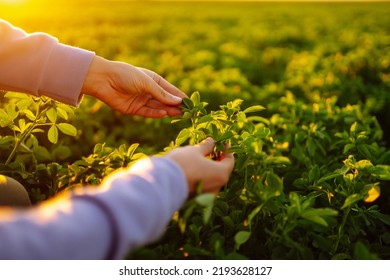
top-left (138, 67), bottom-right (188, 100)
top-left (156, 76), bottom-right (188, 99)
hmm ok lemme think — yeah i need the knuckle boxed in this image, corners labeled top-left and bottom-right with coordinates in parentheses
top-left (159, 88), bottom-right (167, 98)
top-left (153, 72), bottom-right (162, 84)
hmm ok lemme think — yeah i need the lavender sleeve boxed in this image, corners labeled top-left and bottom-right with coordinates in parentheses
top-left (0, 157), bottom-right (188, 259)
top-left (0, 19), bottom-right (94, 106)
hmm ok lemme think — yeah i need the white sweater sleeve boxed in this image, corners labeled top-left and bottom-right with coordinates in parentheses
top-left (0, 19), bottom-right (95, 106)
top-left (0, 157), bottom-right (188, 259)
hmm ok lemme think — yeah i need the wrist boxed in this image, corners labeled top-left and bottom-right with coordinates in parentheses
top-left (81, 55), bottom-right (112, 98)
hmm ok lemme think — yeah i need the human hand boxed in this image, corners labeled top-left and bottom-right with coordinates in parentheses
top-left (165, 138), bottom-right (235, 196)
top-left (82, 56), bottom-right (187, 118)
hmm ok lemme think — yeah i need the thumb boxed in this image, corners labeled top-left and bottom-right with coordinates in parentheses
top-left (196, 138), bottom-right (215, 156)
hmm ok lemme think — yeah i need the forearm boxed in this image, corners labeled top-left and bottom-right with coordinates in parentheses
top-left (72, 156), bottom-right (189, 259)
top-left (0, 157), bottom-right (188, 260)
top-left (0, 19), bottom-right (94, 106)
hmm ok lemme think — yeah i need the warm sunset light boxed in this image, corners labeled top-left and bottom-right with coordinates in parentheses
top-left (1, 0), bottom-right (389, 269)
top-left (0, 0), bottom-right (27, 4)
top-left (0, 0), bottom-right (31, 6)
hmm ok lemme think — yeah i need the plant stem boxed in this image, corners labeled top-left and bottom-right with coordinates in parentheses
top-left (332, 207), bottom-right (351, 255)
top-left (5, 99), bottom-right (50, 165)
top-left (5, 120), bottom-right (36, 165)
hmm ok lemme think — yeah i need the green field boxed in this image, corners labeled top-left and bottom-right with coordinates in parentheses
top-left (1, 1), bottom-right (390, 259)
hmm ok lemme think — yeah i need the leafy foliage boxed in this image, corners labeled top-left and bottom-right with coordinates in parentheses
top-left (128, 92), bottom-right (390, 260)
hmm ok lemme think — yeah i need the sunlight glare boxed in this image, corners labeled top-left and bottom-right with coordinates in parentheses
top-left (0, 0), bottom-right (27, 4)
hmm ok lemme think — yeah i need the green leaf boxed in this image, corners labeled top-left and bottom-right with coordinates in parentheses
top-left (46, 108), bottom-right (57, 123)
top-left (294, 131), bottom-right (307, 143)
top-left (31, 128), bottom-right (45, 134)
top-left (18, 119), bottom-right (26, 133)
top-left (5, 103), bottom-right (18, 121)
top-left (307, 137), bottom-right (316, 157)
top-left (127, 143), bottom-right (140, 158)
top-left (227, 146), bottom-right (246, 154)
top-left (56, 107), bottom-right (68, 120)
top-left (33, 145), bottom-right (52, 161)
top-left (341, 194), bottom-right (363, 209)
top-left (195, 193), bottom-right (215, 224)
top-left (48, 125), bottom-right (58, 144)
top-left (237, 111), bottom-right (246, 123)
top-left (175, 128), bottom-right (191, 146)
top-left (368, 210), bottom-right (390, 225)
top-left (190, 91), bottom-right (200, 106)
top-left (301, 196), bottom-right (315, 210)
top-left (182, 98), bottom-right (194, 109)
top-left (56, 123), bottom-right (77, 136)
top-left (302, 214), bottom-right (328, 226)
top-left (355, 159), bottom-right (373, 171)
top-left (301, 208), bottom-right (338, 227)
top-left (23, 109), bottom-right (36, 121)
top-left (93, 143), bottom-right (104, 154)
top-left (195, 193), bottom-right (215, 207)
top-left (315, 130), bottom-right (331, 142)
top-left (210, 123), bottom-right (219, 139)
top-left (218, 130), bottom-right (234, 142)
top-left (267, 156), bottom-right (291, 166)
top-left (357, 144), bottom-right (372, 159)
top-left (228, 99), bottom-right (243, 109)
top-left (350, 121), bottom-right (358, 135)
top-left (265, 172), bottom-right (283, 199)
top-left (289, 192), bottom-right (302, 215)
top-left (343, 143), bottom-right (355, 154)
top-left (255, 126), bottom-right (270, 139)
top-left (318, 172), bottom-right (342, 184)
top-left (247, 116), bottom-right (270, 126)
top-left (196, 115), bottom-right (213, 124)
top-left (222, 216), bottom-right (235, 228)
top-left (16, 99), bottom-right (33, 111)
top-left (0, 109), bottom-right (11, 127)
top-left (370, 165), bottom-right (390, 180)
top-left (0, 136), bottom-right (13, 146)
top-left (354, 241), bottom-right (379, 260)
top-left (309, 165), bottom-right (320, 182)
top-left (243, 105), bottom-right (266, 114)
top-left (234, 231), bottom-right (251, 247)
top-left (4, 92), bottom-right (30, 99)
top-left (56, 103), bottom-right (75, 117)
top-left (203, 204), bottom-right (213, 224)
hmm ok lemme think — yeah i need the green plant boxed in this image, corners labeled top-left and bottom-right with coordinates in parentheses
top-left (0, 92), bottom-right (77, 201)
top-left (59, 142), bottom-right (147, 189)
top-left (129, 92), bottom-right (390, 260)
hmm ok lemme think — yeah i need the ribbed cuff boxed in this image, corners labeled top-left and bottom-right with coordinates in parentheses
top-left (39, 43), bottom-right (95, 106)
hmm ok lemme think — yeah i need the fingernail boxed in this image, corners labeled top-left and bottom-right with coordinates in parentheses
top-left (204, 137), bottom-right (215, 145)
top-left (170, 95), bottom-right (182, 103)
